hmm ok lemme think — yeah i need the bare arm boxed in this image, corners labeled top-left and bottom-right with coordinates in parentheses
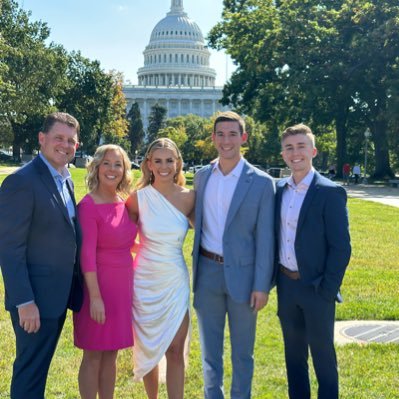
top-left (126, 191), bottom-right (139, 223)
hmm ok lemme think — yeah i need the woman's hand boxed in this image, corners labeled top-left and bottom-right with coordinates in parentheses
top-left (90, 297), bottom-right (106, 324)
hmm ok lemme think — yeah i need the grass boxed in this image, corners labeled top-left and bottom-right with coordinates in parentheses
top-left (0, 167), bottom-right (399, 397)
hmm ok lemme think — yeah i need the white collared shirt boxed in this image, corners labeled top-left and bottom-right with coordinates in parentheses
top-left (279, 168), bottom-right (315, 271)
top-left (201, 158), bottom-right (245, 256)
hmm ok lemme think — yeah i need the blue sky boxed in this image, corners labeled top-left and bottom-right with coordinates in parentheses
top-left (18, 0), bottom-right (234, 86)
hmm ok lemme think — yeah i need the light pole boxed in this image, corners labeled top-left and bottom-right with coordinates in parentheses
top-left (363, 128), bottom-right (371, 184)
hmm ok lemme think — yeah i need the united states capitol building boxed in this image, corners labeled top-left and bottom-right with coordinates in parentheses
top-left (123, 0), bottom-right (229, 127)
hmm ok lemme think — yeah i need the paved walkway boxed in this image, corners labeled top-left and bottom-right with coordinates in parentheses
top-left (0, 166), bottom-right (19, 175)
top-left (344, 183), bottom-right (399, 208)
top-left (2, 167), bottom-right (398, 207)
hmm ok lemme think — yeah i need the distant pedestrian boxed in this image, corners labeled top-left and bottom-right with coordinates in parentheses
top-left (352, 164), bottom-right (361, 184)
top-left (328, 164), bottom-right (336, 180)
top-left (342, 163), bottom-right (351, 185)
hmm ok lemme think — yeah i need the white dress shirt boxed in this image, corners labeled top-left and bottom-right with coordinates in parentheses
top-left (201, 158), bottom-right (244, 256)
top-left (279, 169), bottom-right (315, 271)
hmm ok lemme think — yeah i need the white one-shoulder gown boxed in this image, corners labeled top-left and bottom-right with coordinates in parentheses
top-left (133, 185), bottom-right (190, 381)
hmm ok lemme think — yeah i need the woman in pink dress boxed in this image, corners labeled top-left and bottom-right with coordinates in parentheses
top-left (73, 144), bottom-right (137, 399)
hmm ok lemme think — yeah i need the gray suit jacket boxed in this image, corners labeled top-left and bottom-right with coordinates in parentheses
top-left (0, 156), bottom-right (83, 317)
top-left (192, 159), bottom-right (275, 303)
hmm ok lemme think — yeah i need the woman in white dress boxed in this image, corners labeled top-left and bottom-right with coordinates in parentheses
top-left (127, 138), bottom-right (195, 399)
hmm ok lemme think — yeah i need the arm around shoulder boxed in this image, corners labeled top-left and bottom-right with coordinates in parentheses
top-left (126, 190), bottom-right (139, 223)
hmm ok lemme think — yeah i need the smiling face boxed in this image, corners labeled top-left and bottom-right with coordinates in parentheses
top-left (147, 148), bottom-right (178, 184)
top-left (212, 120), bottom-right (247, 163)
top-left (38, 122), bottom-right (79, 172)
top-left (97, 149), bottom-right (124, 190)
top-left (281, 133), bottom-right (317, 182)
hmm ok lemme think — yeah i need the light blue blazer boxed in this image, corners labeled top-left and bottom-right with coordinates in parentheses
top-left (192, 159), bottom-right (276, 303)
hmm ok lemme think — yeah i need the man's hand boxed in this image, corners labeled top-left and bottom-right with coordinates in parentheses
top-left (250, 291), bottom-right (269, 313)
top-left (18, 303), bottom-right (41, 333)
top-left (90, 297), bottom-right (106, 324)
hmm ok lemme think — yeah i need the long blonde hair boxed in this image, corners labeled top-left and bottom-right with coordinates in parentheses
top-left (136, 138), bottom-right (185, 189)
top-left (86, 144), bottom-right (133, 198)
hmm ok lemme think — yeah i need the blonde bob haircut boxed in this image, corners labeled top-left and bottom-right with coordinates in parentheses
top-left (86, 144), bottom-right (133, 198)
top-left (136, 137), bottom-right (185, 189)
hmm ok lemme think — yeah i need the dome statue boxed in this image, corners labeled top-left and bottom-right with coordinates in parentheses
top-left (137, 0), bottom-right (216, 88)
top-left (123, 0), bottom-right (229, 128)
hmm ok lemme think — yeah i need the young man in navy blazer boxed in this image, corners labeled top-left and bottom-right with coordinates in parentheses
top-left (0, 112), bottom-right (83, 399)
top-left (275, 124), bottom-right (351, 399)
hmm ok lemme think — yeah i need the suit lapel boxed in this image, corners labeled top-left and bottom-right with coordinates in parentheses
top-left (224, 161), bottom-right (253, 230)
top-left (196, 166), bottom-right (213, 231)
top-left (296, 173), bottom-right (319, 233)
top-left (34, 156), bottom-right (74, 227)
top-left (275, 178), bottom-right (288, 232)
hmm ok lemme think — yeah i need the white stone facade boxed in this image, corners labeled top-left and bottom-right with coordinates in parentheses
top-left (123, 0), bottom-right (228, 127)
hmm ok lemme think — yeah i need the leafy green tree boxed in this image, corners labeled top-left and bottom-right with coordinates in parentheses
top-left (157, 126), bottom-right (188, 150)
top-left (127, 102), bottom-right (145, 158)
top-left (0, 0), bottom-right (68, 159)
top-left (147, 103), bottom-right (167, 144)
top-left (209, 0), bottom-right (399, 177)
top-left (166, 114), bottom-right (213, 163)
top-left (101, 71), bottom-right (130, 153)
top-left (56, 51), bottom-right (114, 155)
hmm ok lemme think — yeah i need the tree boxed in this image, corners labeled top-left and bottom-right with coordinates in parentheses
top-left (127, 102), bottom-right (145, 158)
top-left (157, 126), bottom-right (188, 151)
top-left (208, 0), bottom-right (399, 177)
top-left (166, 114), bottom-right (213, 163)
top-left (147, 103), bottom-right (167, 144)
top-left (56, 51), bottom-right (114, 155)
top-left (0, 0), bottom-right (69, 159)
top-left (101, 71), bottom-right (130, 152)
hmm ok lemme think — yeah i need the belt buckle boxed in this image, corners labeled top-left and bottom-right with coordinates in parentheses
top-left (214, 254), bottom-right (223, 263)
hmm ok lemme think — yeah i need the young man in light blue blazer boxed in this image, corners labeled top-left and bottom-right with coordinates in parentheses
top-left (192, 111), bottom-right (275, 399)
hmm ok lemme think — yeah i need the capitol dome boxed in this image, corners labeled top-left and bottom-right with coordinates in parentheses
top-left (137, 0), bottom-right (217, 87)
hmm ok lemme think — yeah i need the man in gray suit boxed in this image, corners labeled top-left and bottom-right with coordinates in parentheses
top-left (192, 111), bottom-right (275, 399)
top-left (0, 112), bottom-right (83, 399)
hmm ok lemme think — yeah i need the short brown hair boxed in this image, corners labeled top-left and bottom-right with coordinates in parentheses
top-left (42, 112), bottom-right (80, 138)
top-left (213, 111), bottom-right (245, 136)
top-left (281, 123), bottom-right (315, 147)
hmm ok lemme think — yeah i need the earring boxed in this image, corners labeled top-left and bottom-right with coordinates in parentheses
top-left (150, 171), bottom-right (154, 184)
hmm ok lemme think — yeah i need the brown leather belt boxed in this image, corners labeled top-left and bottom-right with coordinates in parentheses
top-left (200, 247), bottom-right (224, 264)
top-left (279, 264), bottom-right (300, 280)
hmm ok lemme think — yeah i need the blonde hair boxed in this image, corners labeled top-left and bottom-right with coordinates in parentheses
top-left (86, 144), bottom-right (133, 198)
top-left (281, 123), bottom-right (316, 147)
top-left (136, 138), bottom-right (185, 189)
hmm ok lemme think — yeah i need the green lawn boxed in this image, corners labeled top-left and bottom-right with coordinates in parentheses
top-left (0, 168), bottom-right (398, 398)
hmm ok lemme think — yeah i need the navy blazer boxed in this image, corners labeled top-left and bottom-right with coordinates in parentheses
top-left (0, 156), bottom-right (83, 317)
top-left (275, 171), bottom-right (351, 301)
